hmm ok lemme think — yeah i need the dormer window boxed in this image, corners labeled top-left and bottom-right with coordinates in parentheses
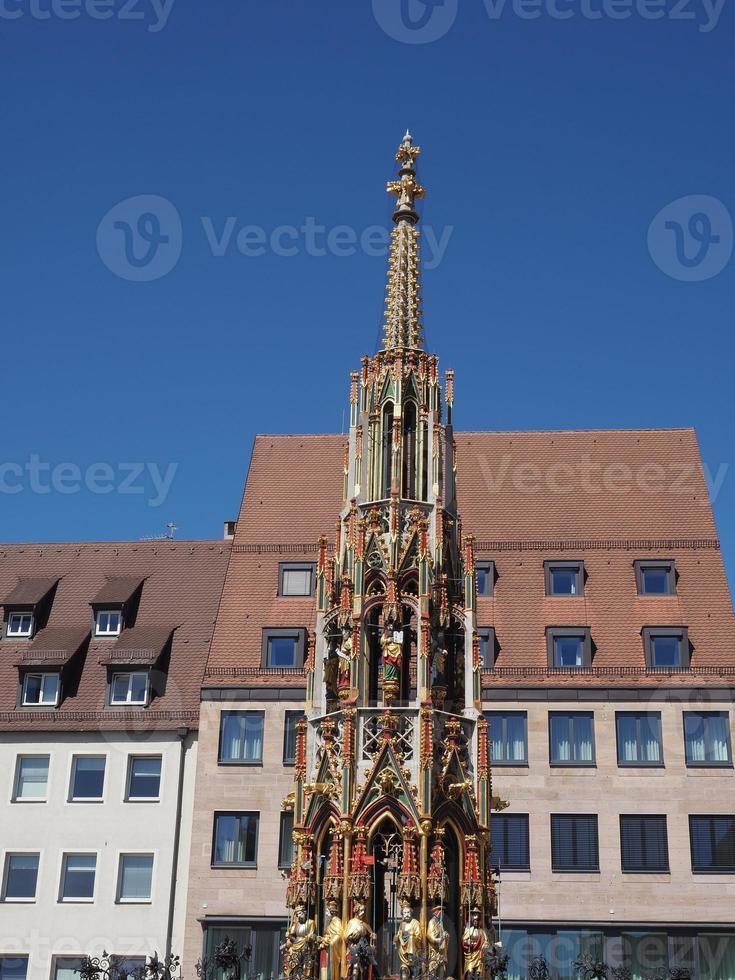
top-left (110, 671), bottom-right (149, 707)
top-left (7, 613), bottom-right (34, 638)
top-left (95, 610), bottom-right (123, 637)
top-left (22, 672), bottom-right (60, 707)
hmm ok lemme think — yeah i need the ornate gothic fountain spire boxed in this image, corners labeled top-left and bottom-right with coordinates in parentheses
top-left (383, 130), bottom-right (425, 350)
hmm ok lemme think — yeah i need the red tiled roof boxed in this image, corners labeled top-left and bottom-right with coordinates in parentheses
top-left (0, 541), bottom-right (230, 730)
top-left (205, 429), bottom-right (735, 680)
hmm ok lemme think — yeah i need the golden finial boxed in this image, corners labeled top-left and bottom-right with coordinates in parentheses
top-left (382, 132), bottom-right (425, 350)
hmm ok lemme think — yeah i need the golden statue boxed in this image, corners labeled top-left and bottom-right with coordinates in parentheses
top-left (283, 904), bottom-right (318, 980)
top-left (343, 902), bottom-right (376, 980)
top-left (394, 901), bottom-right (422, 980)
top-left (461, 908), bottom-right (489, 980)
top-left (320, 899), bottom-right (345, 980)
top-left (426, 904), bottom-right (449, 980)
top-left (380, 630), bottom-right (403, 705)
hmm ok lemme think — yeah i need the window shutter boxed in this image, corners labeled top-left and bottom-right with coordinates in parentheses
top-left (620, 815), bottom-right (669, 871)
top-left (551, 815), bottom-right (599, 871)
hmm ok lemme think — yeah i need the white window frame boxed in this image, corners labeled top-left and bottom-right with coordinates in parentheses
top-left (115, 852), bottom-right (154, 904)
top-left (1, 851), bottom-right (40, 903)
top-left (6, 612), bottom-right (34, 638)
top-left (125, 755), bottom-right (163, 802)
top-left (94, 609), bottom-right (123, 637)
top-left (59, 852), bottom-right (97, 903)
top-left (21, 672), bottom-right (60, 707)
top-left (69, 755), bottom-right (106, 803)
top-left (59, 851), bottom-right (100, 905)
top-left (110, 671), bottom-right (150, 707)
top-left (12, 755), bottom-right (50, 803)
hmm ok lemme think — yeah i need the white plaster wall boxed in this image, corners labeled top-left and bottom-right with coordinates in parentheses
top-left (0, 730), bottom-right (198, 980)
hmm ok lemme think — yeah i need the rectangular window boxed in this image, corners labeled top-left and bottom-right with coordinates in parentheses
top-left (60, 853), bottom-right (97, 901)
top-left (95, 609), bottom-right (123, 636)
top-left (699, 935), bottom-right (735, 980)
top-left (283, 711), bottom-right (305, 765)
top-left (549, 712), bottom-right (595, 765)
top-left (14, 756), bottom-right (49, 801)
top-left (70, 756), bottom-right (106, 801)
top-left (643, 627), bottom-right (689, 669)
top-left (262, 629), bottom-right (305, 669)
top-left (476, 561), bottom-right (494, 597)
top-left (545, 561), bottom-right (584, 596)
top-left (21, 672), bottom-right (60, 707)
top-left (616, 712), bottom-right (664, 766)
top-left (117, 854), bottom-right (154, 902)
top-left (0, 959), bottom-right (28, 980)
top-left (127, 756), bottom-right (162, 799)
top-left (53, 961), bottom-right (83, 980)
top-left (6, 613), bottom-right (33, 638)
top-left (690, 816), bottom-right (735, 873)
top-left (490, 814), bottom-right (530, 870)
top-left (2, 854), bottom-right (39, 901)
top-left (219, 711), bottom-right (264, 764)
top-left (635, 559), bottom-right (676, 596)
top-left (279, 811), bottom-right (294, 868)
top-left (485, 711), bottom-right (528, 765)
top-left (478, 628), bottom-right (496, 669)
top-left (204, 926), bottom-right (284, 980)
top-left (110, 671), bottom-right (149, 706)
top-left (212, 812), bottom-right (259, 867)
top-left (279, 563), bottom-right (315, 597)
top-left (551, 815), bottom-right (599, 872)
top-left (547, 628), bottom-right (592, 669)
top-left (684, 712), bottom-right (733, 767)
top-left (620, 815), bottom-right (670, 872)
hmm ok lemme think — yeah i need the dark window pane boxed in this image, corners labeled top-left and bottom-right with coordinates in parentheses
top-left (268, 637), bottom-right (297, 667)
top-left (219, 712), bottom-right (264, 763)
top-left (616, 713), bottom-right (663, 766)
top-left (4, 854), bottom-right (39, 899)
top-left (71, 757), bottom-right (105, 799)
top-left (651, 635), bottom-right (681, 667)
top-left (642, 567), bottom-right (670, 595)
top-left (0, 958), bottom-right (29, 980)
top-left (62, 855), bottom-right (96, 899)
top-left (685, 713), bottom-right (732, 765)
top-left (478, 630), bottom-right (494, 668)
top-left (128, 757), bottom-right (162, 798)
top-left (283, 711), bottom-right (305, 764)
top-left (551, 815), bottom-right (599, 871)
top-left (621, 816), bottom-right (669, 872)
top-left (213, 812), bottom-right (259, 866)
top-left (550, 713), bottom-right (595, 764)
top-left (554, 636), bottom-right (583, 668)
top-left (551, 568), bottom-right (578, 595)
top-left (486, 712), bottom-right (527, 764)
top-left (690, 816), bottom-right (735, 872)
top-left (279, 812), bottom-right (294, 867)
top-left (477, 566), bottom-right (492, 596)
top-left (490, 814), bottom-right (530, 870)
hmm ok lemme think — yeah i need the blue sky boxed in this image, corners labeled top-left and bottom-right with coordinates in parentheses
top-left (1, 0), bottom-right (733, 593)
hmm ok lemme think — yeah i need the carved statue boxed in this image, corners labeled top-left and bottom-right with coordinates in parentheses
top-left (426, 905), bottom-right (449, 980)
top-left (462, 908), bottom-right (489, 980)
top-left (336, 628), bottom-right (355, 700)
top-left (380, 628), bottom-right (403, 705)
top-left (394, 901), bottom-right (422, 980)
top-left (324, 637), bottom-right (340, 701)
top-left (344, 902), bottom-right (376, 980)
top-left (320, 899), bottom-right (345, 980)
top-left (283, 905), bottom-right (318, 980)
